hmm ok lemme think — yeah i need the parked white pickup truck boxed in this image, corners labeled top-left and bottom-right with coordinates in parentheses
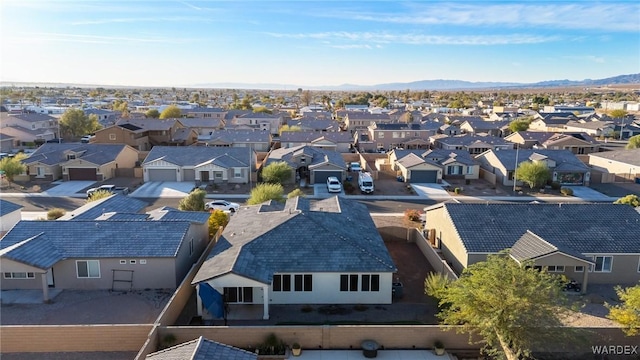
top-left (86, 185), bottom-right (129, 198)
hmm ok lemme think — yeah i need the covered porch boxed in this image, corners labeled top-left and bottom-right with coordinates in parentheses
top-left (195, 274), bottom-right (271, 321)
top-left (0, 257), bottom-right (56, 303)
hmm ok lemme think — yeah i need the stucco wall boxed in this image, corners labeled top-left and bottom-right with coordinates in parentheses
top-left (174, 224), bottom-right (209, 286)
top-left (589, 155), bottom-right (640, 175)
top-left (1, 210), bottom-right (21, 232)
top-left (424, 206), bottom-right (468, 275)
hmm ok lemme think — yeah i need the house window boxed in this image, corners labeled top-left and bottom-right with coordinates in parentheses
top-left (340, 274), bottom-right (359, 292)
top-left (4, 272), bottom-right (35, 279)
top-left (361, 274), bottom-right (380, 291)
top-left (378, 132), bottom-right (384, 139)
top-left (129, 260), bottom-right (136, 264)
top-left (214, 172), bottom-right (223, 178)
top-left (140, 259), bottom-right (147, 265)
top-left (593, 256), bottom-right (612, 272)
top-left (467, 166), bottom-right (474, 174)
top-left (273, 274), bottom-right (291, 292)
top-left (67, 154), bottom-right (76, 160)
top-left (575, 266), bottom-right (584, 272)
top-left (294, 274), bottom-right (312, 292)
top-left (508, 171), bottom-right (515, 181)
top-left (119, 260), bottom-right (126, 264)
top-left (223, 287), bottom-right (253, 303)
top-left (234, 168), bottom-right (242, 178)
top-left (546, 265), bottom-right (565, 273)
top-left (109, 134), bottom-right (116, 140)
top-left (76, 260), bottom-right (100, 278)
top-left (392, 132), bottom-right (400, 138)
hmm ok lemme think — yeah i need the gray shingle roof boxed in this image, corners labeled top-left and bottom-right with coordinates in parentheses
top-left (209, 130), bottom-right (271, 143)
top-left (146, 336), bottom-right (257, 360)
top-left (23, 143), bottom-right (129, 166)
top-left (193, 196), bottom-right (396, 284)
top-left (438, 203), bottom-right (640, 253)
top-left (589, 149), bottom-right (640, 167)
top-left (422, 149), bottom-right (477, 166)
top-left (481, 149), bottom-right (589, 171)
top-left (178, 117), bottom-right (224, 128)
top-left (286, 118), bottom-right (337, 131)
top-left (116, 118), bottom-right (178, 131)
top-left (143, 146), bottom-right (250, 168)
top-left (265, 145), bottom-right (346, 169)
top-left (0, 220), bottom-right (192, 269)
top-left (437, 134), bottom-right (512, 147)
top-left (59, 195), bottom-right (148, 221)
top-left (0, 199), bottom-right (23, 217)
top-left (279, 131), bottom-right (353, 143)
top-left (1, 113), bottom-right (57, 123)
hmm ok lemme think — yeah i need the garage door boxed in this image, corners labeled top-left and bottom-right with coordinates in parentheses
top-left (183, 169), bottom-right (195, 182)
top-left (148, 168), bottom-right (178, 182)
top-left (68, 168), bottom-right (97, 181)
top-left (313, 170), bottom-right (343, 184)
top-left (409, 170), bottom-right (437, 183)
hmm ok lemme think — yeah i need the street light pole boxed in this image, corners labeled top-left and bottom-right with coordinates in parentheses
top-left (513, 143), bottom-right (519, 193)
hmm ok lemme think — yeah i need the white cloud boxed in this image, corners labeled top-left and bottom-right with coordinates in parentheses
top-left (70, 16), bottom-right (212, 25)
top-left (264, 31), bottom-right (560, 46)
top-left (7, 32), bottom-right (196, 45)
top-left (563, 55), bottom-right (606, 64)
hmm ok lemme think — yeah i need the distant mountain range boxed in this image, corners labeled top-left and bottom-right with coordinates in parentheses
top-left (194, 73), bottom-right (640, 91)
top-left (3, 73), bottom-right (639, 91)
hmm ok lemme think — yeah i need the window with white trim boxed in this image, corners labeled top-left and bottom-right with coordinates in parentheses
top-left (294, 274), bottom-right (312, 292)
top-left (340, 274), bottom-right (358, 292)
top-left (119, 260), bottom-right (126, 264)
top-left (546, 265), bottom-right (565, 272)
top-left (76, 260), bottom-right (100, 278)
top-left (575, 266), bottom-right (584, 272)
top-left (593, 256), bottom-right (612, 272)
top-left (273, 274), bottom-right (292, 292)
top-left (129, 260), bottom-right (136, 264)
top-left (234, 168), bottom-right (242, 178)
top-left (4, 272), bottom-right (35, 279)
top-left (109, 133), bottom-right (116, 140)
top-left (466, 166), bottom-right (474, 175)
top-left (361, 274), bottom-right (380, 291)
top-left (140, 259), bottom-right (147, 265)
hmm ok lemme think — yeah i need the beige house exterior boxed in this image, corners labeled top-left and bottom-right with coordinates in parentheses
top-left (588, 149), bottom-right (640, 179)
top-left (62, 145), bottom-right (138, 181)
top-left (93, 124), bottom-right (151, 151)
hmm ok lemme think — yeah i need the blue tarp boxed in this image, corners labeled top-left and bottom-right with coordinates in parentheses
top-left (198, 283), bottom-right (224, 318)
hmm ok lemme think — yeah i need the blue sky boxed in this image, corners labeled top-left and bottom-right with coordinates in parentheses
top-left (1, 0), bottom-right (639, 88)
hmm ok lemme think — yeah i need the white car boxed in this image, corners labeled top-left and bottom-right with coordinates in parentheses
top-left (349, 162), bottom-right (362, 172)
top-left (205, 200), bottom-right (240, 212)
top-left (326, 176), bottom-right (342, 193)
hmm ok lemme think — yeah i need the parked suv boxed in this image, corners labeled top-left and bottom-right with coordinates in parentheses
top-left (358, 172), bottom-right (374, 194)
top-left (326, 176), bottom-right (342, 193)
top-left (205, 200), bottom-right (240, 212)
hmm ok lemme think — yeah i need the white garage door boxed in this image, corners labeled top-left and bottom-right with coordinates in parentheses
top-left (148, 168), bottom-right (178, 182)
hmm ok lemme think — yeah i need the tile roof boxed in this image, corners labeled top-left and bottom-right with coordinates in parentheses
top-left (565, 120), bottom-right (613, 130)
top-left (146, 336), bottom-right (257, 360)
top-left (116, 118), bottom-right (178, 131)
top-left (279, 131), bottom-right (353, 143)
top-left (286, 118), bottom-right (337, 131)
top-left (265, 145), bottom-right (346, 169)
top-left (0, 220), bottom-right (192, 269)
top-left (59, 194), bottom-right (148, 220)
top-left (510, 230), bottom-right (593, 263)
top-left (143, 146), bottom-right (250, 168)
top-left (22, 143), bottom-right (130, 166)
top-left (373, 123), bottom-right (428, 131)
top-left (146, 208), bottom-right (210, 223)
top-left (588, 148), bottom-right (640, 167)
top-left (479, 149), bottom-right (588, 171)
top-left (208, 129), bottom-right (271, 143)
top-left (0, 113), bottom-right (57, 123)
top-left (0, 199), bottom-right (23, 217)
top-left (437, 134), bottom-right (512, 147)
top-left (422, 149), bottom-right (477, 166)
top-left (345, 112), bottom-right (390, 120)
top-left (178, 117), bottom-right (224, 128)
top-left (193, 196), bottom-right (396, 284)
top-left (396, 152), bottom-right (428, 168)
top-left (437, 203), bottom-right (640, 253)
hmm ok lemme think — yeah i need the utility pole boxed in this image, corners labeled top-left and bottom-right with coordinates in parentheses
top-left (513, 143), bottom-right (519, 193)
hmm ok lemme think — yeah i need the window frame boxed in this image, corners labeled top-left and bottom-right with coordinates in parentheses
top-left (76, 260), bottom-right (100, 278)
top-left (109, 133), bottom-right (117, 141)
top-left (4, 272), bottom-right (35, 279)
top-left (361, 274), bottom-right (380, 292)
top-left (592, 256), bottom-right (613, 273)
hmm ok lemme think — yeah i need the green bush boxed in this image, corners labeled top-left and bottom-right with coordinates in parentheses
top-left (550, 181), bottom-right (561, 190)
top-left (454, 187), bottom-right (461, 194)
top-left (247, 183), bottom-right (284, 205)
top-left (287, 188), bottom-right (306, 199)
top-left (560, 187), bottom-right (574, 196)
top-left (47, 208), bottom-right (66, 220)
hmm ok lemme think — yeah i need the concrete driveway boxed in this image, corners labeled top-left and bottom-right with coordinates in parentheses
top-left (44, 181), bottom-right (96, 197)
top-left (129, 182), bottom-right (196, 198)
top-left (314, 183), bottom-right (344, 198)
top-left (570, 186), bottom-right (616, 201)
top-left (410, 183), bottom-right (452, 199)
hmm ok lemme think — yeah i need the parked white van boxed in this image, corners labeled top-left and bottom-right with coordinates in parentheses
top-left (358, 172), bottom-right (374, 194)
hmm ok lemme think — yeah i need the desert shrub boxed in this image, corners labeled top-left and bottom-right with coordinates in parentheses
top-left (550, 181), bottom-right (561, 190)
top-left (287, 188), bottom-right (306, 198)
top-left (47, 208), bottom-right (66, 220)
top-left (247, 183), bottom-right (284, 205)
top-left (404, 209), bottom-right (422, 222)
top-left (560, 187), bottom-right (574, 196)
top-left (454, 187), bottom-right (461, 194)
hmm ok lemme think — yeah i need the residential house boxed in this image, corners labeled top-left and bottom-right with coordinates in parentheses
top-left (279, 131), bottom-right (354, 153)
top-left (58, 194), bottom-right (148, 221)
top-left (201, 129), bottom-right (271, 152)
top-left (528, 116), bottom-right (575, 132)
top-left (229, 112), bottom-right (283, 135)
top-left (505, 132), bottom-right (600, 155)
top-left (22, 143), bottom-right (138, 181)
top-left (142, 146), bottom-right (253, 184)
top-left (359, 123), bottom-right (437, 152)
top-left (475, 149), bottom-right (591, 186)
top-left (184, 107), bottom-right (227, 119)
top-left (0, 199), bottom-right (22, 235)
top-left (388, 150), bottom-right (443, 183)
top-left (84, 108), bottom-right (120, 127)
top-left (0, 209), bottom-right (210, 300)
top-left (544, 105), bottom-right (595, 114)
top-left (504, 131), bottom-right (557, 148)
top-left (423, 203), bottom-right (640, 291)
top-left (588, 149), bottom-right (640, 182)
top-left (438, 124), bottom-right (460, 136)
top-left (93, 118), bottom-right (191, 150)
top-left (0, 112), bottom-right (59, 144)
top-left (458, 118), bottom-right (507, 137)
top-left (179, 117), bottom-right (225, 142)
top-left (192, 196), bottom-right (397, 320)
top-left (146, 337), bottom-right (257, 360)
top-left (343, 112), bottom-right (392, 131)
top-left (263, 145), bottom-right (346, 184)
top-left (564, 120), bottom-right (614, 137)
top-left (432, 134), bottom-right (514, 155)
top-left (0, 133), bottom-right (15, 152)
top-left (422, 149), bottom-right (480, 180)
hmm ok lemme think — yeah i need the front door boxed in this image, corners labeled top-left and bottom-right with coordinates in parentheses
top-left (200, 171), bottom-right (210, 182)
top-left (37, 167), bottom-right (45, 178)
top-left (46, 268), bottom-right (54, 287)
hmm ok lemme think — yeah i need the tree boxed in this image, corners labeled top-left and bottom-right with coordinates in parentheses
top-left (208, 210), bottom-right (229, 239)
top-left (159, 105), bottom-right (182, 119)
top-left (301, 90), bottom-right (312, 106)
top-left (606, 284), bottom-right (640, 336)
top-left (609, 109), bottom-right (628, 119)
top-left (437, 253), bottom-right (572, 360)
top-left (508, 119), bottom-right (531, 133)
top-left (87, 190), bottom-right (113, 202)
top-left (515, 161), bottom-right (551, 189)
top-left (0, 153), bottom-right (26, 188)
top-left (59, 109), bottom-right (102, 138)
top-left (287, 188), bottom-right (306, 199)
top-left (261, 162), bottom-right (292, 184)
top-left (178, 189), bottom-right (206, 211)
top-left (145, 109), bottom-right (160, 118)
top-left (279, 125), bottom-right (302, 134)
top-left (247, 183), bottom-right (284, 205)
top-left (626, 134), bottom-right (640, 149)
top-left (614, 194), bottom-right (640, 207)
